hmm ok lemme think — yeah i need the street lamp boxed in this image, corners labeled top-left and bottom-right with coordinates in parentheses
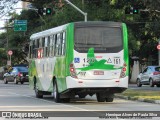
top-left (64, 0), bottom-right (87, 22)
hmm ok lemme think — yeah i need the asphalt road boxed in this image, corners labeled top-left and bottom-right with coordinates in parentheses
top-left (0, 80), bottom-right (160, 120)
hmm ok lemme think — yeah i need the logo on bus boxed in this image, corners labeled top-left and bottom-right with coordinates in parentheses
top-left (74, 58), bottom-right (80, 63)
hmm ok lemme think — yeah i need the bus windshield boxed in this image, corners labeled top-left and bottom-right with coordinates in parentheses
top-left (74, 27), bottom-right (123, 53)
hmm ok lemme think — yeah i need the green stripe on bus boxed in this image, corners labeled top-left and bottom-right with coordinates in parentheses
top-left (122, 23), bottom-right (129, 75)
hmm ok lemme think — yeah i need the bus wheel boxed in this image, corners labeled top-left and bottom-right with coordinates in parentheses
top-left (62, 98), bottom-right (70, 103)
top-left (53, 81), bottom-right (61, 103)
top-left (78, 94), bottom-right (86, 98)
top-left (106, 98), bottom-right (114, 102)
top-left (96, 93), bottom-right (105, 102)
top-left (34, 81), bottom-right (43, 98)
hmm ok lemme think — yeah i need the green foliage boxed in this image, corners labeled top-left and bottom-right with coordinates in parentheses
top-left (0, 48), bottom-right (7, 66)
top-left (31, 0), bottom-right (53, 8)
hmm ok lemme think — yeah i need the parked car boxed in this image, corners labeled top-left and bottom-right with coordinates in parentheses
top-left (137, 66), bottom-right (160, 87)
top-left (3, 66), bottom-right (28, 84)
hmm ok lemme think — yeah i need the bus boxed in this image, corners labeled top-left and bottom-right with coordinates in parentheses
top-left (29, 21), bottom-right (129, 103)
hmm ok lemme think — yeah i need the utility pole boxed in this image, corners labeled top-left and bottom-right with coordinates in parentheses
top-left (158, 39), bottom-right (160, 66)
top-left (64, 0), bottom-right (87, 22)
top-left (6, 19), bottom-right (12, 65)
top-left (82, 0), bottom-right (84, 9)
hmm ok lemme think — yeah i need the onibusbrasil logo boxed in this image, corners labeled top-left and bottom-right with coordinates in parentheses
top-left (1, 112), bottom-right (48, 119)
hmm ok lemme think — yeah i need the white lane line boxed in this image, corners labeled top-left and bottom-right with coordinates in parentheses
top-left (8, 92), bottom-right (89, 111)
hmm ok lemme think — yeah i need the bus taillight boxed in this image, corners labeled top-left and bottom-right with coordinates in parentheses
top-left (70, 63), bottom-right (77, 78)
top-left (70, 68), bottom-right (74, 72)
top-left (122, 67), bottom-right (126, 72)
top-left (120, 63), bottom-right (127, 78)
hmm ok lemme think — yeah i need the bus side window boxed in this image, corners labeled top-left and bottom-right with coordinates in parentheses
top-left (35, 39), bottom-right (39, 58)
top-left (50, 35), bottom-right (53, 57)
top-left (47, 36), bottom-right (50, 57)
top-left (44, 37), bottom-right (48, 57)
top-left (53, 35), bottom-right (56, 56)
top-left (62, 32), bottom-right (66, 55)
top-left (36, 39), bottom-right (39, 48)
top-left (29, 41), bottom-right (33, 59)
top-left (58, 33), bottom-right (62, 55)
top-left (33, 40), bottom-right (36, 58)
top-left (41, 38), bottom-right (45, 58)
top-left (55, 34), bottom-right (59, 56)
top-left (59, 32), bottom-right (63, 55)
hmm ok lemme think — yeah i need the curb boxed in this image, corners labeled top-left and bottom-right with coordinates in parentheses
top-left (115, 94), bottom-right (160, 104)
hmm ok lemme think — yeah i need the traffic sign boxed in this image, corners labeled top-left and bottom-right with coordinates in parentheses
top-left (157, 44), bottom-right (160, 50)
top-left (14, 20), bottom-right (27, 31)
top-left (8, 50), bottom-right (13, 55)
top-left (7, 61), bottom-right (11, 65)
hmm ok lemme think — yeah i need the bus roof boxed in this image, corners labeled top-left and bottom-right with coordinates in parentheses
top-left (30, 23), bottom-right (69, 40)
top-left (74, 21), bottom-right (123, 27)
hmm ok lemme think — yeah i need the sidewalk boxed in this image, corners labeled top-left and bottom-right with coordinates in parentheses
top-left (115, 85), bottom-right (160, 104)
top-left (115, 94), bottom-right (160, 104)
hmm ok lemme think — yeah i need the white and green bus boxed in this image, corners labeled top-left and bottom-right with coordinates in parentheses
top-left (29, 21), bottom-right (129, 103)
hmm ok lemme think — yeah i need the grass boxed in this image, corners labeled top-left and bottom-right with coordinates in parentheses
top-left (116, 89), bottom-right (160, 100)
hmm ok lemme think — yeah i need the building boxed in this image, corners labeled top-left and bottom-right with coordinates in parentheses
top-left (21, 1), bottom-right (32, 9)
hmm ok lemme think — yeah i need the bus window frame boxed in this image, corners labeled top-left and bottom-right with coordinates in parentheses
top-left (53, 34), bottom-right (57, 56)
top-left (47, 36), bottom-right (50, 57)
top-left (44, 37), bottom-right (48, 57)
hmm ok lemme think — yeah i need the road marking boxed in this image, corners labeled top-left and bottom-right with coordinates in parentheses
top-left (8, 92), bottom-right (89, 111)
top-left (0, 95), bottom-right (18, 96)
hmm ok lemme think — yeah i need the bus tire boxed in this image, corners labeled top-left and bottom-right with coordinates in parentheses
top-left (53, 81), bottom-right (61, 103)
top-left (96, 93), bottom-right (105, 102)
top-left (62, 98), bottom-right (70, 103)
top-left (34, 79), bottom-right (43, 98)
top-left (106, 98), bottom-right (114, 102)
top-left (78, 94), bottom-right (86, 98)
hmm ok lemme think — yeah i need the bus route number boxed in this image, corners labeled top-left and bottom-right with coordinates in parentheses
top-left (114, 57), bottom-right (121, 65)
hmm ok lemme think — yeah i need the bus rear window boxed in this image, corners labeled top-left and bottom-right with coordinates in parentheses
top-left (74, 27), bottom-right (123, 53)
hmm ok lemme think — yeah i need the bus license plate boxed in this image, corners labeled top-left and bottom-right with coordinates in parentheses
top-left (94, 71), bottom-right (104, 75)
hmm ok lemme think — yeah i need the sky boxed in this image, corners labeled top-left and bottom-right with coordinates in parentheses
top-left (0, 0), bottom-right (22, 30)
